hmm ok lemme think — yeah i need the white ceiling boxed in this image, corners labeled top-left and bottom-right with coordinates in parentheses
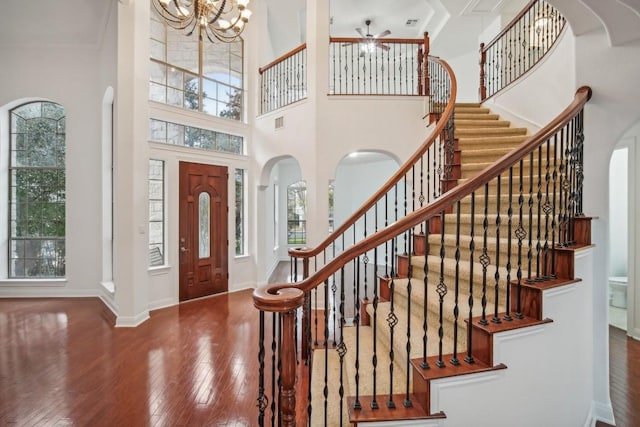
top-left (0, 0), bottom-right (114, 48)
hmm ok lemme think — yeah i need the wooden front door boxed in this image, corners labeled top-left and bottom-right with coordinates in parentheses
top-left (179, 162), bottom-right (228, 301)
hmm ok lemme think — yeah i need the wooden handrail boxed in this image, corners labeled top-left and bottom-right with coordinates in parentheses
top-left (253, 86), bottom-right (591, 310)
top-left (288, 55), bottom-right (456, 259)
top-left (259, 43), bottom-right (307, 75)
top-left (330, 37), bottom-right (425, 45)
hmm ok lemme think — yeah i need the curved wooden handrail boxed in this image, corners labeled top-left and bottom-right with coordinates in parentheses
top-left (288, 55), bottom-right (457, 259)
top-left (254, 86), bottom-right (592, 311)
top-left (259, 43), bottom-right (307, 75)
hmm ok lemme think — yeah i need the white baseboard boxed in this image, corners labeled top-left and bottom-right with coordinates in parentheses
top-left (589, 400), bottom-right (615, 426)
top-left (115, 310), bottom-right (150, 327)
top-left (148, 297), bottom-right (176, 312)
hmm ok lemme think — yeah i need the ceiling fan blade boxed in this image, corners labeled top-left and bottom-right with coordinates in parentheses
top-left (374, 29), bottom-right (391, 38)
top-left (355, 27), bottom-right (366, 38)
top-left (376, 42), bottom-right (390, 51)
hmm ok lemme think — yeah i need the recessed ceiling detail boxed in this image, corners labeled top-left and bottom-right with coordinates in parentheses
top-left (461, 0), bottom-right (510, 15)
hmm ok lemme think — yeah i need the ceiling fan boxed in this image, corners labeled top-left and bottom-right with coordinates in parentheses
top-left (354, 19), bottom-right (391, 53)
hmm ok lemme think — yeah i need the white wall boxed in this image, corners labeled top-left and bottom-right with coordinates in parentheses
top-left (0, 38), bottom-right (104, 297)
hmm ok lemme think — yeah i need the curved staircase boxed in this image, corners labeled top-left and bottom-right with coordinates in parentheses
top-left (308, 103), bottom-right (579, 426)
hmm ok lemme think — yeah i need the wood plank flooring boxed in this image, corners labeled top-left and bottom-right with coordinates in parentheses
top-left (1, 286), bottom-right (638, 426)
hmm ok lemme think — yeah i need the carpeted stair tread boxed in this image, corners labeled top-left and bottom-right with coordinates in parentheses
top-left (454, 107), bottom-right (490, 114)
top-left (455, 120), bottom-right (511, 128)
top-left (455, 113), bottom-right (500, 120)
top-left (455, 127), bottom-right (528, 138)
top-left (423, 232), bottom-right (537, 265)
top-left (454, 102), bottom-right (482, 108)
top-left (457, 135), bottom-right (529, 149)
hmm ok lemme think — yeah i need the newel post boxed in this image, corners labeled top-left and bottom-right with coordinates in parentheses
top-left (479, 42), bottom-right (487, 101)
top-left (423, 32), bottom-right (430, 96)
top-left (254, 286), bottom-right (305, 427)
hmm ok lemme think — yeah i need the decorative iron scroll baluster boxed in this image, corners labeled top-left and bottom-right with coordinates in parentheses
top-left (421, 218), bottom-right (430, 369)
top-left (271, 313), bottom-right (277, 427)
top-left (542, 140), bottom-right (552, 279)
top-left (404, 228), bottom-right (413, 408)
top-left (323, 278), bottom-right (329, 426)
top-left (550, 134), bottom-right (559, 277)
top-left (437, 210), bottom-right (447, 367)
top-left (337, 269), bottom-right (347, 427)
top-left (479, 1), bottom-right (566, 101)
top-left (515, 159), bottom-right (526, 319)
top-left (576, 110), bottom-right (585, 215)
top-left (353, 255), bottom-right (362, 410)
top-left (526, 151), bottom-right (534, 282)
top-left (364, 214), bottom-right (369, 301)
top-left (479, 183), bottom-right (490, 326)
top-left (465, 192), bottom-right (476, 363)
top-left (385, 194), bottom-right (389, 278)
top-left (559, 126), bottom-right (568, 246)
top-left (451, 201), bottom-right (461, 365)
top-left (419, 159), bottom-right (425, 234)
top-left (504, 168), bottom-right (514, 322)
top-left (404, 178), bottom-right (408, 255)
top-left (258, 311), bottom-right (266, 427)
top-left (331, 243), bottom-right (337, 346)
top-left (387, 238), bottom-right (398, 409)
top-left (493, 175), bottom-right (502, 324)
top-left (371, 208), bottom-right (380, 410)
top-left (535, 146), bottom-right (543, 280)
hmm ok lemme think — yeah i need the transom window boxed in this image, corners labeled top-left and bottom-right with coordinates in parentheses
top-left (9, 101), bottom-right (66, 278)
top-left (149, 7), bottom-right (244, 121)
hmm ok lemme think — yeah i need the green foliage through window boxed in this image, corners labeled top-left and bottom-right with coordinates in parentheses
top-left (9, 101), bottom-right (66, 278)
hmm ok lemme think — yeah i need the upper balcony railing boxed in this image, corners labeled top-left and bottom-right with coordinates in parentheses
top-left (259, 43), bottom-right (308, 115)
top-left (329, 34), bottom-right (429, 96)
top-left (258, 34), bottom-right (431, 115)
top-left (479, 0), bottom-right (566, 101)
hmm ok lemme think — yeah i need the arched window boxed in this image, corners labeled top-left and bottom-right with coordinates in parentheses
top-left (9, 101), bottom-right (66, 278)
top-left (149, 7), bottom-right (244, 121)
top-left (287, 181), bottom-right (307, 245)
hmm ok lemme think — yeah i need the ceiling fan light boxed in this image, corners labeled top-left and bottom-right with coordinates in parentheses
top-left (241, 9), bottom-right (252, 21)
top-left (237, 0), bottom-right (250, 9)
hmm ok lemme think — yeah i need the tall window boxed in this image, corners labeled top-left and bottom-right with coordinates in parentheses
top-left (235, 169), bottom-right (245, 256)
top-left (287, 181), bottom-right (307, 245)
top-left (149, 8), bottom-right (244, 121)
top-left (148, 160), bottom-right (165, 267)
top-left (9, 102), bottom-right (66, 278)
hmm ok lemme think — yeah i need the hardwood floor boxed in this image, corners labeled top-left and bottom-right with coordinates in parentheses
top-left (1, 286), bottom-right (638, 426)
top-left (0, 292), bottom-right (263, 426)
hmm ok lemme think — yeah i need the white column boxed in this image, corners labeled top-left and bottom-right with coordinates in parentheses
top-left (113, 0), bottom-right (152, 326)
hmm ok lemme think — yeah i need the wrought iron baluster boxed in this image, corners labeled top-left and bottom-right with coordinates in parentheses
top-left (421, 218), bottom-right (430, 369)
top-left (387, 238), bottom-right (398, 408)
top-left (535, 146), bottom-right (543, 280)
top-left (271, 313), bottom-right (277, 427)
top-left (493, 175), bottom-right (502, 324)
top-left (451, 201), bottom-right (461, 364)
top-left (466, 192), bottom-right (476, 362)
top-left (542, 140), bottom-right (552, 279)
top-left (371, 209), bottom-right (380, 409)
top-left (436, 210), bottom-right (448, 367)
top-left (504, 168), bottom-right (514, 322)
top-left (404, 228), bottom-right (413, 408)
top-left (515, 160), bottom-right (526, 318)
top-left (353, 254), bottom-right (362, 410)
top-left (258, 311), bottom-right (266, 427)
top-left (527, 151), bottom-right (534, 281)
top-left (337, 270), bottom-right (347, 427)
top-left (479, 183), bottom-right (490, 326)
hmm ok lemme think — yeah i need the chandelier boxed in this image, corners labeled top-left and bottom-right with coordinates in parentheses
top-left (153, 0), bottom-right (252, 43)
